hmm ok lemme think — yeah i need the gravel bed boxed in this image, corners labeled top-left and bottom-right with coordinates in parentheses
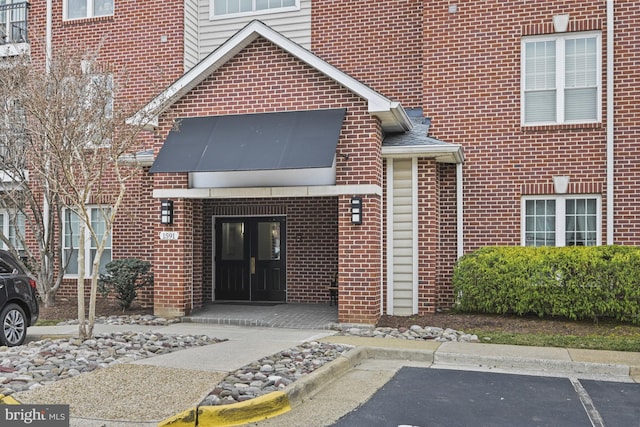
top-left (3, 316), bottom-right (479, 422)
top-left (0, 331), bottom-right (222, 397)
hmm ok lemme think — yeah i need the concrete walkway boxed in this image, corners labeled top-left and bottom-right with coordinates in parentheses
top-left (183, 302), bottom-right (339, 329)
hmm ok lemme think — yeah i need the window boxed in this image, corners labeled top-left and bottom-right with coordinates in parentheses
top-left (63, 206), bottom-right (112, 276)
top-left (522, 32), bottom-right (601, 125)
top-left (0, 99), bottom-right (26, 170)
top-left (0, 210), bottom-right (24, 250)
top-left (65, 0), bottom-right (113, 20)
top-left (211, 0), bottom-right (298, 18)
top-left (0, 0), bottom-right (28, 44)
top-left (67, 63), bottom-right (113, 147)
top-left (522, 196), bottom-right (600, 247)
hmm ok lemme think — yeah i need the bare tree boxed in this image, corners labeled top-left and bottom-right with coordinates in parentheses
top-left (0, 49), bottom-right (153, 339)
top-left (0, 54), bottom-right (64, 307)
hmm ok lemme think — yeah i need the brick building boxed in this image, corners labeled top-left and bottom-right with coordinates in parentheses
top-left (2, 1), bottom-right (637, 324)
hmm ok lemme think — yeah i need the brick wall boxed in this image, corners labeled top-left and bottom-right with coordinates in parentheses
top-left (607, 1), bottom-right (640, 245)
top-left (437, 163), bottom-right (459, 308)
top-left (26, 1), bottom-right (184, 308)
top-left (423, 1), bottom-right (610, 255)
top-left (151, 37), bottom-right (382, 321)
top-left (29, 0), bottom-right (184, 108)
top-left (338, 194), bottom-right (382, 324)
top-left (154, 197), bottom-right (194, 318)
top-left (311, 0), bottom-right (423, 109)
top-left (417, 159), bottom-right (438, 313)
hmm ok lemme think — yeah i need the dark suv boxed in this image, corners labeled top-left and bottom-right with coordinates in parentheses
top-left (0, 250), bottom-right (39, 346)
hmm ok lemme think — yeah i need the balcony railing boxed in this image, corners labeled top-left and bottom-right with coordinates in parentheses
top-left (0, 2), bottom-right (29, 45)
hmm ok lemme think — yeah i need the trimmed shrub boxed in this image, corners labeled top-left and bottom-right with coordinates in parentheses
top-left (453, 245), bottom-right (640, 324)
top-left (98, 258), bottom-right (153, 310)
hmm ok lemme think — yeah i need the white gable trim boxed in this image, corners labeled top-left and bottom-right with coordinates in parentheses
top-left (129, 20), bottom-right (412, 133)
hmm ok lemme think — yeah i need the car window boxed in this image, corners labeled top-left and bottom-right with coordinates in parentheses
top-left (0, 259), bottom-right (14, 274)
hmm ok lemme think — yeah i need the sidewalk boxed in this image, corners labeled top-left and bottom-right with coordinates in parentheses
top-left (8, 322), bottom-right (640, 427)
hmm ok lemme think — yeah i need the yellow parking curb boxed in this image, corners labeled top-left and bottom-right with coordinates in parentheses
top-left (0, 394), bottom-right (20, 405)
top-left (158, 391), bottom-right (291, 427)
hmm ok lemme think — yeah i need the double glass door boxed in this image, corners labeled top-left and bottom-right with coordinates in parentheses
top-left (215, 217), bottom-right (286, 301)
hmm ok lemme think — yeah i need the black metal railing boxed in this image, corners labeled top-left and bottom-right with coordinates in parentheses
top-left (0, 2), bottom-right (29, 45)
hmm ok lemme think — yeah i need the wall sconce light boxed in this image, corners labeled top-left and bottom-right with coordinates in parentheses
top-left (351, 196), bottom-right (363, 225)
top-left (160, 200), bottom-right (174, 225)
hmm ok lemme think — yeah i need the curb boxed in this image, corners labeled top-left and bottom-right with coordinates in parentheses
top-left (157, 346), bottom-right (367, 427)
top-left (159, 392), bottom-right (291, 427)
top-left (158, 343), bottom-right (637, 427)
top-left (434, 351), bottom-right (631, 378)
top-left (286, 346), bottom-right (367, 407)
top-left (0, 394), bottom-right (20, 405)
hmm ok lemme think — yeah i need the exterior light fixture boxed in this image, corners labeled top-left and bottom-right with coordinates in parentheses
top-left (160, 200), bottom-right (174, 225)
top-left (351, 196), bottom-right (362, 225)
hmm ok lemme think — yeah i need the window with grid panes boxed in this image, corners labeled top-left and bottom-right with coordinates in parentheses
top-left (211, 0), bottom-right (298, 17)
top-left (523, 196), bottom-right (600, 247)
top-left (522, 31), bottom-right (601, 125)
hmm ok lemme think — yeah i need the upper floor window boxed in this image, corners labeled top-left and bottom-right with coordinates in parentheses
top-left (211, 0), bottom-right (298, 19)
top-left (65, 0), bottom-right (113, 21)
top-left (522, 31), bottom-right (601, 126)
top-left (0, 0), bottom-right (28, 45)
top-left (0, 98), bottom-right (26, 170)
top-left (522, 195), bottom-right (600, 247)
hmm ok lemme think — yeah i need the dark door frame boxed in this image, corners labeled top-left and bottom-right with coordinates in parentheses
top-left (213, 216), bottom-right (286, 302)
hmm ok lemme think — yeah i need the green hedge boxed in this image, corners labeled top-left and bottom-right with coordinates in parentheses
top-left (453, 245), bottom-right (640, 324)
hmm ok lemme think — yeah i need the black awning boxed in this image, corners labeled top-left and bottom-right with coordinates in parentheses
top-left (150, 109), bottom-right (346, 173)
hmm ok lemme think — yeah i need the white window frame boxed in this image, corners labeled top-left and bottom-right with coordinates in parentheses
top-left (210, 0), bottom-right (300, 20)
top-left (63, 0), bottom-right (114, 21)
top-left (521, 31), bottom-right (602, 126)
top-left (63, 206), bottom-right (112, 277)
top-left (521, 195), bottom-right (602, 247)
top-left (0, 210), bottom-right (24, 250)
top-left (0, 0), bottom-right (28, 44)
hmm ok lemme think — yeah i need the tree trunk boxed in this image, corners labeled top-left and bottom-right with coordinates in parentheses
top-left (77, 222), bottom-right (87, 340)
top-left (41, 290), bottom-right (56, 308)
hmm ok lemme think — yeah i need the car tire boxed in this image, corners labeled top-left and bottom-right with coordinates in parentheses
top-left (0, 303), bottom-right (27, 347)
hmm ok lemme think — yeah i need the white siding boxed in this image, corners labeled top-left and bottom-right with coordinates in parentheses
top-left (391, 159), bottom-right (414, 316)
top-left (193, 0), bottom-right (311, 63)
top-left (184, 0), bottom-right (200, 71)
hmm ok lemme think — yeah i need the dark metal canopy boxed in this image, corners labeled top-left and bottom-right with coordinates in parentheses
top-left (150, 109), bottom-right (346, 173)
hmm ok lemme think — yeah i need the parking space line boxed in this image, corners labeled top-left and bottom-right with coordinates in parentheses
top-left (570, 377), bottom-right (605, 427)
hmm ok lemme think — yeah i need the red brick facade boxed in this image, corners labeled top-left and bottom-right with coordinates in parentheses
top-left (19, 1), bottom-right (640, 323)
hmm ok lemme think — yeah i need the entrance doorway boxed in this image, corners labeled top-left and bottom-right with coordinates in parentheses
top-left (215, 217), bottom-right (286, 301)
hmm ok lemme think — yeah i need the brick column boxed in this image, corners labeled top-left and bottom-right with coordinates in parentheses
top-left (153, 194), bottom-right (194, 318)
top-left (418, 159), bottom-right (438, 314)
top-left (337, 193), bottom-right (382, 324)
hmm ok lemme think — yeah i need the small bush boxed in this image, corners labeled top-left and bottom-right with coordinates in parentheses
top-left (453, 245), bottom-right (640, 324)
top-left (98, 258), bottom-right (153, 311)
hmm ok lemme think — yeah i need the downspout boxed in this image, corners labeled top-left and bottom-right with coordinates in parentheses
top-left (381, 186), bottom-right (385, 316)
top-left (606, 0), bottom-right (614, 245)
top-left (43, 0), bottom-right (52, 270)
top-left (45, 0), bottom-right (52, 71)
top-left (456, 163), bottom-right (464, 258)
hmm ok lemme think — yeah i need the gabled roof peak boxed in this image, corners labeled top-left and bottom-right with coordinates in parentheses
top-left (130, 20), bottom-right (411, 133)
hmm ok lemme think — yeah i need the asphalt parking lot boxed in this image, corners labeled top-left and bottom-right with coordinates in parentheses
top-left (331, 367), bottom-right (640, 427)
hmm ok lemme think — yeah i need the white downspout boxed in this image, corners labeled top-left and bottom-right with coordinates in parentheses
top-left (606, 0), bottom-right (614, 245)
top-left (46, 0), bottom-right (52, 71)
top-left (456, 163), bottom-right (464, 258)
top-left (43, 0), bottom-right (52, 269)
